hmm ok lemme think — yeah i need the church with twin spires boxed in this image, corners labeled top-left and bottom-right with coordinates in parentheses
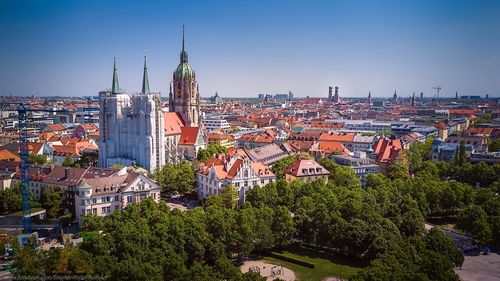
top-left (98, 28), bottom-right (206, 171)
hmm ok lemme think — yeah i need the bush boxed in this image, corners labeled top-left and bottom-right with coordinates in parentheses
top-left (267, 252), bottom-right (316, 268)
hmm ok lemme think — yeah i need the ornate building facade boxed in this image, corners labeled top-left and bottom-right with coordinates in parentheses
top-left (98, 58), bottom-right (165, 171)
top-left (99, 28), bottom-right (205, 170)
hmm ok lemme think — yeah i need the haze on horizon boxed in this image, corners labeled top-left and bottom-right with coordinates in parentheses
top-left (0, 0), bottom-right (499, 99)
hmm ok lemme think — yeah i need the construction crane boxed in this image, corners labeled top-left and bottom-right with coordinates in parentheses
top-left (1, 102), bottom-right (68, 234)
top-left (432, 85), bottom-right (442, 99)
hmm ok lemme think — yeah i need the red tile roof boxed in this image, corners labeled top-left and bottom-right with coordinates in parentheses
top-left (0, 149), bottom-right (20, 162)
top-left (373, 138), bottom-right (402, 163)
top-left (285, 158), bottom-right (330, 177)
top-left (179, 127), bottom-right (200, 145)
top-left (319, 132), bottom-right (355, 142)
top-left (164, 112), bottom-right (185, 135)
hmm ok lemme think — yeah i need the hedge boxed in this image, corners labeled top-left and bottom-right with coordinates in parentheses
top-left (267, 252), bottom-right (316, 269)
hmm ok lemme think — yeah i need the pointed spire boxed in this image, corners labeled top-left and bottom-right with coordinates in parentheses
top-left (142, 56), bottom-right (150, 95)
top-left (368, 91), bottom-right (371, 98)
top-left (112, 57), bottom-right (120, 94)
top-left (180, 25), bottom-right (188, 64)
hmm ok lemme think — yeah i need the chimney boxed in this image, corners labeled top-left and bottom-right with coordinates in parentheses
top-left (64, 167), bottom-right (69, 179)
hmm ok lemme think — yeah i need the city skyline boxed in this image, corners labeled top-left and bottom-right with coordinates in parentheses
top-left (1, 0), bottom-right (499, 98)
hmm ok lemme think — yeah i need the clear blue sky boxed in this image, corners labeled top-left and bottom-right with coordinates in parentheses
top-left (0, 0), bottom-right (499, 98)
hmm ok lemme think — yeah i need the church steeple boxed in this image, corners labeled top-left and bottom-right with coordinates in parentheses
top-left (180, 25), bottom-right (188, 64)
top-left (112, 57), bottom-right (120, 94)
top-left (142, 56), bottom-right (150, 95)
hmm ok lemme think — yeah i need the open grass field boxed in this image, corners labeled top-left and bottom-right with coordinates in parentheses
top-left (263, 244), bottom-right (366, 281)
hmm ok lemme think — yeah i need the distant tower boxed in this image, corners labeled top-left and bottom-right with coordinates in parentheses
top-left (169, 25), bottom-right (200, 127)
top-left (288, 91), bottom-right (294, 100)
top-left (328, 86), bottom-right (333, 101)
top-left (411, 92), bottom-right (416, 107)
top-left (368, 91), bottom-right (372, 105)
top-left (486, 94), bottom-right (489, 99)
top-left (455, 91), bottom-right (458, 100)
top-left (420, 92), bottom-right (423, 99)
top-left (392, 89), bottom-right (398, 105)
top-left (333, 86), bottom-right (340, 103)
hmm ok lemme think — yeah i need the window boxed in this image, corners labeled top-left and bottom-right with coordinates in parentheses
top-left (91, 198), bottom-right (96, 204)
top-left (92, 208), bottom-right (97, 214)
top-left (81, 209), bottom-right (85, 216)
top-left (127, 195), bottom-right (133, 203)
top-left (106, 206), bottom-right (111, 213)
top-left (114, 195), bottom-right (119, 201)
top-left (101, 207), bottom-right (106, 214)
top-left (80, 199), bottom-right (85, 206)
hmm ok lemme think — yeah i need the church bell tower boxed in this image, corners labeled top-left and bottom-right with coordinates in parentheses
top-left (169, 26), bottom-right (200, 127)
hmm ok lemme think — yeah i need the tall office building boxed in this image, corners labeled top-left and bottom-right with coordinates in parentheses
top-left (98, 57), bottom-right (165, 171)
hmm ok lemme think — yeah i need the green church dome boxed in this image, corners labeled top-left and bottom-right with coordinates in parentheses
top-left (175, 62), bottom-right (194, 78)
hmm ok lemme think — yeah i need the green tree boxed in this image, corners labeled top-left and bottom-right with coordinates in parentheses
top-left (28, 154), bottom-right (47, 165)
top-left (197, 144), bottom-right (228, 162)
top-left (425, 228), bottom-right (464, 267)
top-left (271, 205), bottom-right (295, 248)
top-left (80, 213), bottom-right (105, 232)
top-left (387, 163), bottom-right (410, 181)
top-left (62, 156), bottom-right (80, 168)
top-left (220, 185), bottom-right (238, 209)
top-left (488, 138), bottom-right (500, 152)
top-left (319, 157), bottom-right (361, 188)
top-left (154, 162), bottom-right (195, 197)
top-left (457, 204), bottom-right (492, 245)
top-left (453, 141), bottom-right (468, 166)
top-left (40, 188), bottom-right (62, 219)
top-left (0, 183), bottom-right (22, 214)
top-left (77, 150), bottom-right (98, 167)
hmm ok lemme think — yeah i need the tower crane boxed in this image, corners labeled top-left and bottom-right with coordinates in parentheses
top-left (1, 102), bottom-right (69, 234)
top-left (432, 85), bottom-right (442, 99)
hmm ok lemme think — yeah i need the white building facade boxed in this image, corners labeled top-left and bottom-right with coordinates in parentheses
top-left (98, 58), bottom-right (165, 171)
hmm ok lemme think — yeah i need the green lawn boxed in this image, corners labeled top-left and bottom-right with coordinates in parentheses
top-left (80, 231), bottom-right (98, 241)
top-left (263, 244), bottom-right (365, 281)
top-left (6, 207), bottom-right (45, 217)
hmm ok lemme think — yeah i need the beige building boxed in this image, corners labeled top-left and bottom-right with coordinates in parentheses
top-left (75, 168), bottom-right (160, 222)
top-left (284, 158), bottom-right (330, 183)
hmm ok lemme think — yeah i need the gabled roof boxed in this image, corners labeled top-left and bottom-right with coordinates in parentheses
top-left (42, 166), bottom-right (87, 186)
top-left (319, 132), bottom-right (355, 142)
top-left (373, 138), bottom-right (402, 163)
top-left (45, 123), bottom-right (66, 132)
top-left (316, 141), bottom-right (350, 155)
top-left (179, 127), bottom-right (200, 145)
top-left (0, 149), bottom-right (20, 162)
top-left (285, 158), bottom-right (330, 177)
top-left (164, 112), bottom-right (185, 135)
